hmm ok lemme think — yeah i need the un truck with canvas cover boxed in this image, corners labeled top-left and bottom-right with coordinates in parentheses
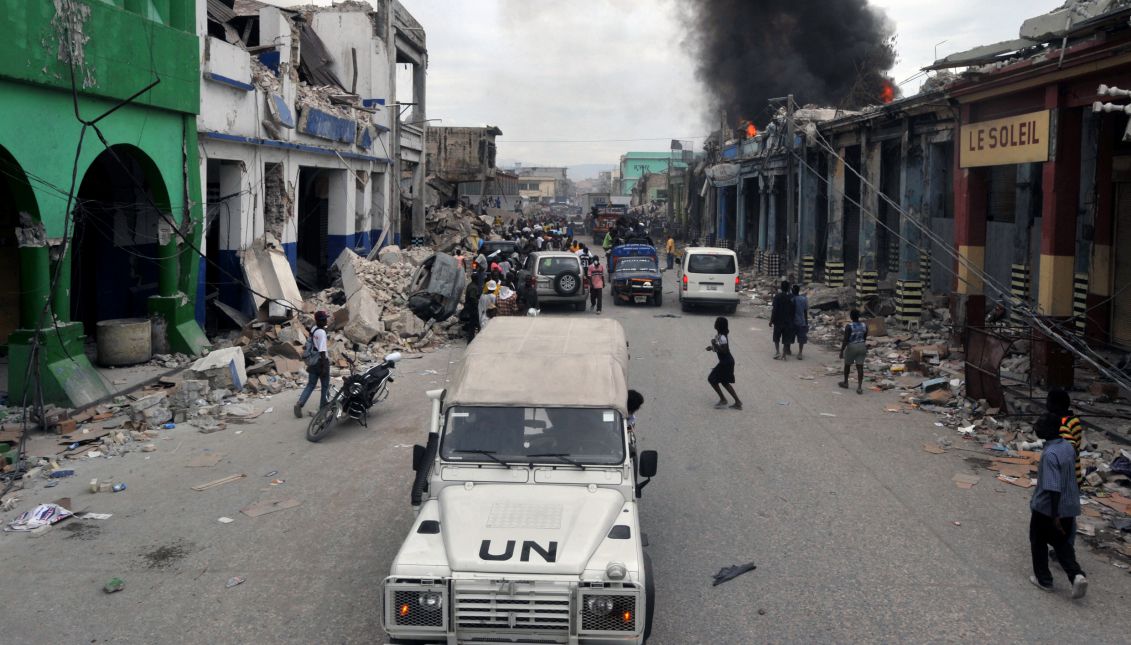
top-left (382, 318), bottom-right (658, 644)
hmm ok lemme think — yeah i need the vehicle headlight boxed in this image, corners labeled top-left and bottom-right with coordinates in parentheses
top-left (585, 596), bottom-right (616, 616)
top-left (605, 562), bottom-right (627, 580)
top-left (418, 591), bottom-right (443, 611)
top-left (349, 382), bottom-right (362, 396)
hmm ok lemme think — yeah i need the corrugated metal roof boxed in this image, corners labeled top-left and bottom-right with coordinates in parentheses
top-left (207, 0), bottom-right (236, 23)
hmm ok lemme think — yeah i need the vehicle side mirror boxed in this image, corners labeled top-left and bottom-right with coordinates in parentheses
top-left (412, 444), bottom-right (426, 472)
top-left (638, 450), bottom-right (658, 478)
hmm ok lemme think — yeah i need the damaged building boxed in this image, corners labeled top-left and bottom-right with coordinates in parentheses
top-left (700, 0), bottom-right (1131, 386)
top-left (198, 0), bottom-right (427, 330)
top-left (424, 125), bottom-right (511, 207)
top-left (0, 0), bottom-right (208, 407)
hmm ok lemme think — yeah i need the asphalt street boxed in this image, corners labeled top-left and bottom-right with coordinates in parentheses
top-left (2, 283), bottom-right (1131, 644)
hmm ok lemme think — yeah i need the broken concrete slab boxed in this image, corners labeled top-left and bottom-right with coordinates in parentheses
top-left (189, 347), bottom-right (248, 390)
top-left (342, 289), bottom-right (385, 345)
top-left (241, 247), bottom-right (303, 314)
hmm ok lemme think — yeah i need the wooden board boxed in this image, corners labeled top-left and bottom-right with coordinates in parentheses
top-left (240, 498), bottom-right (302, 518)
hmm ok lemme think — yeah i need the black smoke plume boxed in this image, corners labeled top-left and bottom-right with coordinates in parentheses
top-left (685, 0), bottom-right (898, 124)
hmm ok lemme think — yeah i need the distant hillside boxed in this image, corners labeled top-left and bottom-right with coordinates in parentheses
top-left (567, 163), bottom-right (616, 180)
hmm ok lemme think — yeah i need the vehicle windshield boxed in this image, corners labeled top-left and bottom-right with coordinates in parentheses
top-left (616, 258), bottom-right (658, 272)
top-left (440, 406), bottom-right (625, 465)
top-left (538, 257), bottom-right (580, 275)
top-left (687, 253), bottom-right (736, 274)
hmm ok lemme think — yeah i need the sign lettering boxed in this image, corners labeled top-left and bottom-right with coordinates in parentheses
top-left (960, 110), bottom-right (1050, 168)
top-left (479, 539), bottom-right (558, 563)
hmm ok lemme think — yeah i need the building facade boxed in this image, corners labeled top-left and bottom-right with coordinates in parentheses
top-left (617, 151), bottom-right (686, 196)
top-left (197, 0), bottom-right (424, 329)
top-left (700, 3), bottom-right (1131, 383)
top-left (1, 0), bottom-right (206, 406)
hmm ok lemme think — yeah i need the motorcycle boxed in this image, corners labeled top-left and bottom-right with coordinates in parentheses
top-left (306, 352), bottom-right (402, 442)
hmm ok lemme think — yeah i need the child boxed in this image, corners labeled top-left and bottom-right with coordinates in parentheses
top-left (706, 317), bottom-right (742, 410)
top-left (1029, 391), bottom-right (1088, 598)
top-left (838, 309), bottom-right (868, 394)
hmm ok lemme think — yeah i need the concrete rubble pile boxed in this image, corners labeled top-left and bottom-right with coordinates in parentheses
top-left (425, 206), bottom-right (495, 253)
top-left (302, 247), bottom-right (464, 356)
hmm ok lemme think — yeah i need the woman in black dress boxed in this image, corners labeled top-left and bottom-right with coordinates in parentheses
top-left (707, 316), bottom-right (742, 410)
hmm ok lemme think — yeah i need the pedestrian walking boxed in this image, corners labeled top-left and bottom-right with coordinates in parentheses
top-left (295, 310), bottom-right (330, 417)
top-left (1029, 389), bottom-right (1088, 598)
top-left (791, 284), bottom-right (809, 360)
top-left (706, 316), bottom-right (742, 410)
top-left (769, 280), bottom-right (795, 358)
top-left (588, 256), bottom-right (605, 314)
top-left (665, 235), bottom-right (676, 271)
top-left (838, 309), bottom-right (867, 394)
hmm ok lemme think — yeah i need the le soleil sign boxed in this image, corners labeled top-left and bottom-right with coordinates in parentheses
top-left (960, 110), bottom-right (1051, 168)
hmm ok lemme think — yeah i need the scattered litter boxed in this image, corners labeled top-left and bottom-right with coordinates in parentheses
top-left (953, 521), bottom-right (961, 526)
top-left (112, 483), bottom-right (127, 493)
top-left (922, 444), bottom-right (946, 455)
top-left (269, 479), bottom-right (286, 486)
top-left (264, 470), bottom-right (279, 477)
top-left (952, 473), bottom-right (980, 489)
top-left (104, 577), bottom-right (125, 593)
top-left (217, 517), bottom-right (235, 524)
top-left (6, 503), bottom-right (73, 531)
top-left (240, 498), bottom-right (302, 518)
top-left (712, 562), bottom-right (757, 586)
top-left (81, 513), bottom-right (113, 520)
top-left (819, 413), bottom-right (837, 418)
top-left (777, 400), bottom-right (790, 406)
top-left (996, 474), bottom-right (1033, 488)
top-left (191, 474), bottom-right (247, 491)
top-left (49, 469), bottom-right (75, 478)
top-left (226, 576), bottom-right (246, 588)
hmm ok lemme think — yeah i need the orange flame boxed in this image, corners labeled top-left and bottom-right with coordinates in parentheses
top-left (881, 81), bottom-right (895, 104)
top-left (745, 122), bottom-right (758, 138)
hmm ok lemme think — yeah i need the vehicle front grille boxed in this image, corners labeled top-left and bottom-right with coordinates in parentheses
top-left (454, 580), bottom-right (572, 632)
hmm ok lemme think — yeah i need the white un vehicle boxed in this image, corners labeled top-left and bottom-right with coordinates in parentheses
top-left (382, 317), bottom-right (658, 644)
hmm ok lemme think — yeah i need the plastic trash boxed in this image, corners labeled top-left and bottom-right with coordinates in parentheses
top-left (226, 576), bottom-right (246, 588)
top-left (163, 423), bottom-right (176, 429)
top-left (104, 577), bottom-right (125, 593)
top-left (111, 483), bottom-right (127, 493)
top-left (49, 469), bottom-right (75, 478)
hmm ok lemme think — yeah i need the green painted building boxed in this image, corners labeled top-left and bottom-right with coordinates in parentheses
top-left (616, 151), bottom-right (687, 197)
top-left (0, 0), bottom-right (206, 408)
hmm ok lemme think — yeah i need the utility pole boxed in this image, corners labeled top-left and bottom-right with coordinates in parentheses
top-left (785, 94), bottom-right (796, 276)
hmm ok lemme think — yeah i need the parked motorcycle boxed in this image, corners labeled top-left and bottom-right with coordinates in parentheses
top-left (306, 352), bottom-right (402, 442)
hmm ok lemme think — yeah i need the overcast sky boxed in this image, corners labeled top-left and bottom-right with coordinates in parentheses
top-left (270, 0), bottom-right (1067, 174)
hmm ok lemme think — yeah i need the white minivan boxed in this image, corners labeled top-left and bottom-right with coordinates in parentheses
top-left (677, 247), bottom-right (739, 313)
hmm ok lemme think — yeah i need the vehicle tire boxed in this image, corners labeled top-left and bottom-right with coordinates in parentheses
top-left (613, 292), bottom-right (623, 306)
top-left (679, 299), bottom-right (689, 312)
top-left (574, 300), bottom-right (585, 312)
top-left (554, 271), bottom-right (581, 296)
top-left (726, 303), bottom-right (738, 314)
top-left (305, 402), bottom-right (340, 443)
top-left (643, 552), bottom-right (655, 641)
top-left (653, 290), bottom-right (662, 306)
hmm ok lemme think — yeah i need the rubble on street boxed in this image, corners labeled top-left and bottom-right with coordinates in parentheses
top-left (739, 269), bottom-right (1131, 568)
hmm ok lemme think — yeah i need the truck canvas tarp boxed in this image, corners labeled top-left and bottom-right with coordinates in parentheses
top-left (446, 317), bottom-right (628, 414)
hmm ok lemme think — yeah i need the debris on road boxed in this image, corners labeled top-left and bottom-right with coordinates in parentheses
top-left (226, 576), bottom-right (246, 589)
top-left (103, 577), bottom-right (125, 593)
top-left (240, 498), bottom-right (302, 518)
top-left (712, 562), bottom-right (757, 586)
top-left (191, 474), bottom-right (247, 491)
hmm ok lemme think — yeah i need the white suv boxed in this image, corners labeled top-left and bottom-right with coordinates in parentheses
top-left (677, 247), bottom-right (739, 313)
